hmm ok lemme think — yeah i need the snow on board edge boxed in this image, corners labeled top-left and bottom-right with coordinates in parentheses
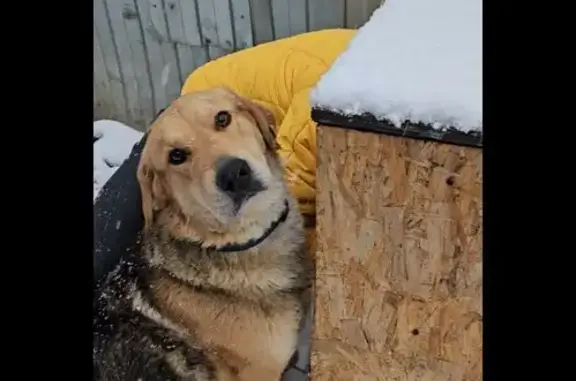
top-left (310, 0), bottom-right (482, 133)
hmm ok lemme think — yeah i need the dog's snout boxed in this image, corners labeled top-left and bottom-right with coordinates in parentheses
top-left (216, 157), bottom-right (265, 206)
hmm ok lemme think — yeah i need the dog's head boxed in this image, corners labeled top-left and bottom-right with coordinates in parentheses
top-left (137, 88), bottom-right (289, 245)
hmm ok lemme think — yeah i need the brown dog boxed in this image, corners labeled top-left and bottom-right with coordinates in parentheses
top-left (93, 88), bottom-right (312, 381)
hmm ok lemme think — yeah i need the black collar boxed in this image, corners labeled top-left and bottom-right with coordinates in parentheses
top-left (204, 199), bottom-right (290, 253)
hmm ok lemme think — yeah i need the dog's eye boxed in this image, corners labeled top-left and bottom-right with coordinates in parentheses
top-left (168, 148), bottom-right (189, 165)
top-left (214, 111), bottom-right (232, 129)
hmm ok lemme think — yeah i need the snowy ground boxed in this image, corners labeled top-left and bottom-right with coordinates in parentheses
top-left (93, 120), bottom-right (143, 201)
top-left (311, 0), bottom-right (482, 132)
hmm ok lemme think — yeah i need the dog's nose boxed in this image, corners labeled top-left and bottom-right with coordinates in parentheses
top-left (216, 157), bottom-right (265, 205)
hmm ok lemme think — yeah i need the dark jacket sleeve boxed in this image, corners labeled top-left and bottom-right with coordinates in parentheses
top-left (93, 135), bottom-right (147, 287)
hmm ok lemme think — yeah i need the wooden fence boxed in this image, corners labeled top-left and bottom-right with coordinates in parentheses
top-left (93, 0), bottom-right (381, 130)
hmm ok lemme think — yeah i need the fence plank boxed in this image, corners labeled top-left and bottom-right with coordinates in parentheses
top-left (141, 0), bottom-right (182, 109)
top-left (124, 0), bottom-right (155, 125)
top-left (196, 0), bottom-right (218, 46)
top-left (249, 0), bottom-right (275, 44)
top-left (116, 0), bottom-right (157, 125)
top-left (165, 0), bottom-right (206, 86)
top-left (163, 0), bottom-right (187, 85)
top-left (105, 0), bottom-right (141, 125)
top-left (94, 0), bottom-right (128, 123)
top-left (173, 45), bottom-right (210, 85)
top-left (230, 0), bottom-right (254, 49)
top-left (213, 0), bottom-right (235, 51)
top-left (346, 0), bottom-right (381, 28)
top-left (152, 0), bottom-right (183, 102)
top-left (94, 28), bottom-right (114, 119)
top-left (271, 0), bottom-right (307, 39)
top-left (271, 0), bottom-right (290, 39)
top-left (197, 0), bottom-right (227, 59)
top-left (176, 46), bottom-right (194, 86)
top-left (308, 0), bottom-right (345, 31)
top-left (191, 45), bottom-right (210, 71)
top-left (163, 0), bottom-right (201, 45)
top-left (179, 0), bottom-right (202, 46)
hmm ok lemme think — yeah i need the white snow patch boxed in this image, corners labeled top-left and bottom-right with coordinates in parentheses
top-left (94, 120), bottom-right (143, 201)
top-left (311, 0), bottom-right (482, 132)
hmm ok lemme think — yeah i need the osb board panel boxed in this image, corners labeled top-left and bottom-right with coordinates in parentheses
top-left (313, 126), bottom-right (482, 381)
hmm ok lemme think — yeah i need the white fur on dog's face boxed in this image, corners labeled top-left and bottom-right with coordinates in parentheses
top-left (138, 88), bottom-right (287, 237)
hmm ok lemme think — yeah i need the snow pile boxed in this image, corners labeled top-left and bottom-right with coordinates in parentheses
top-left (311, 0), bottom-right (482, 132)
top-left (94, 120), bottom-right (143, 201)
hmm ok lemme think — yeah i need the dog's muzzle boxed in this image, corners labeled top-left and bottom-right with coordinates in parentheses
top-left (215, 156), bottom-right (265, 209)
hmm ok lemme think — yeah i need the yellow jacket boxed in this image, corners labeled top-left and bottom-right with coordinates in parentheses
top-left (181, 29), bottom-right (356, 223)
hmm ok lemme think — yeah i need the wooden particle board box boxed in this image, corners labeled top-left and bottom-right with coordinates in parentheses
top-left (311, 111), bottom-right (483, 381)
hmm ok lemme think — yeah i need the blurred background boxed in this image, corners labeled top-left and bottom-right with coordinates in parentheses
top-left (94, 0), bottom-right (381, 131)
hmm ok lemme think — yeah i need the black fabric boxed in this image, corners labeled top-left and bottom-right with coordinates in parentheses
top-left (93, 134), bottom-right (147, 287)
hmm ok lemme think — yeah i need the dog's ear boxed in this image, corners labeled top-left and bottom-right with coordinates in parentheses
top-left (239, 98), bottom-right (278, 153)
top-left (137, 157), bottom-right (167, 229)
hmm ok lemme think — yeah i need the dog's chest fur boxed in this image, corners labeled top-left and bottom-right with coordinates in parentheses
top-left (139, 218), bottom-right (311, 381)
top-left (149, 272), bottom-right (302, 379)
top-left (94, 199), bottom-right (311, 381)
